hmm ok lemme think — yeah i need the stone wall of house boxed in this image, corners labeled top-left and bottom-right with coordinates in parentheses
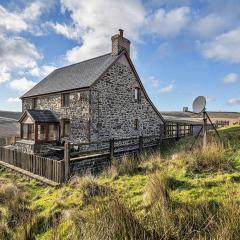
top-left (22, 90), bottom-right (90, 143)
top-left (90, 55), bottom-right (163, 142)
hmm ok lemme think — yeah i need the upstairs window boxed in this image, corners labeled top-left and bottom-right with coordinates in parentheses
top-left (62, 93), bottom-right (70, 107)
top-left (134, 88), bottom-right (140, 102)
top-left (32, 98), bottom-right (37, 109)
top-left (134, 119), bottom-right (139, 130)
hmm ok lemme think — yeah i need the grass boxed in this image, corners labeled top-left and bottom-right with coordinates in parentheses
top-left (1, 126), bottom-right (240, 239)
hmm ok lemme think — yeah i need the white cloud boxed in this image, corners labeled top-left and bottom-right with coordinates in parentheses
top-left (21, 1), bottom-right (45, 21)
top-left (0, 5), bottom-right (27, 32)
top-left (193, 14), bottom-right (227, 38)
top-left (145, 7), bottom-right (190, 37)
top-left (7, 97), bottom-right (21, 103)
top-left (149, 76), bottom-right (160, 88)
top-left (201, 28), bottom-right (240, 63)
top-left (47, 22), bottom-right (80, 40)
top-left (9, 78), bottom-right (36, 92)
top-left (58, 0), bottom-right (146, 62)
top-left (226, 98), bottom-right (240, 106)
top-left (0, 67), bottom-right (11, 84)
top-left (0, 1), bottom-right (49, 33)
top-left (223, 73), bottom-right (238, 84)
top-left (159, 84), bottom-right (174, 93)
top-left (0, 35), bottom-right (42, 73)
top-left (29, 65), bottom-right (57, 78)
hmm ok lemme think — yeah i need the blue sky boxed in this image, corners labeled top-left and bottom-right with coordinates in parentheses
top-left (1, 0), bottom-right (240, 112)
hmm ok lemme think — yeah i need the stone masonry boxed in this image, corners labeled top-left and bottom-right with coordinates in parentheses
top-left (22, 90), bottom-right (90, 143)
top-left (90, 55), bottom-right (163, 142)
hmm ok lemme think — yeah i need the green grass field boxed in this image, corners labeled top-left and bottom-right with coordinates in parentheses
top-left (1, 126), bottom-right (240, 239)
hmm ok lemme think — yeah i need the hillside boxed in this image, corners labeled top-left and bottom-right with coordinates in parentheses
top-left (1, 126), bottom-right (240, 239)
top-left (0, 110), bottom-right (21, 120)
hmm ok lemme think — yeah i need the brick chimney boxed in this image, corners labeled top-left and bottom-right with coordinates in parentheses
top-left (111, 29), bottom-right (131, 56)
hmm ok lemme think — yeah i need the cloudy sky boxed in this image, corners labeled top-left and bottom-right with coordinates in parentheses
top-left (1, 0), bottom-right (240, 112)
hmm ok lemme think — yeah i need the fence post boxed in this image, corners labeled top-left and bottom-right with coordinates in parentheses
top-left (64, 142), bottom-right (70, 182)
top-left (139, 136), bottom-right (143, 154)
top-left (110, 138), bottom-right (114, 161)
top-left (176, 124), bottom-right (180, 141)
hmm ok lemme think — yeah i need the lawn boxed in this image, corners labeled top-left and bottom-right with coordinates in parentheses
top-left (1, 126), bottom-right (240, 239)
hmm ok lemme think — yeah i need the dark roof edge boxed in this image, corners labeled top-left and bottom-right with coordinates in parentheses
top-left (20, 53), bottom-right (112, 99)
top-left (122, 52), bottom-right (165, 123)
top-left (18, 110), bottom-right (34, 123)
top-left (90, 50), bottom-right (165, 123)
top-left (20, 86), bottom-right (90, 99)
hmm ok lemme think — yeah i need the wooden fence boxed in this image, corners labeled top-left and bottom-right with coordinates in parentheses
top-left (0, 121), bottom-right (194, 184)
top-left (0, 147), bottom-right (65, 184)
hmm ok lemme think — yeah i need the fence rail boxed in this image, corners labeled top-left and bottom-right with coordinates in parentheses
top-left (0, 122), bottom-right (194, 184)
top-left (0, 147), bottom-right (65, 184)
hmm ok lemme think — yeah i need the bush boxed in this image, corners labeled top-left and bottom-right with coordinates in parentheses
top-left (185, 142), bottom-right (236, 174)
top-left (69, 175), bottom-right (110, 204)
top-left (103, 155), bottom-right (139, 179)
top-left (140, 153), bottom-right (162, 173)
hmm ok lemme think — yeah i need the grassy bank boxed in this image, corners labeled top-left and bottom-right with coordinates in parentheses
top-left (1, 126), bottom-right (240, 239)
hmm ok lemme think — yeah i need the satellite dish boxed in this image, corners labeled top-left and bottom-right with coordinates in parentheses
top-left (192, 96), bottom-right (206, 113)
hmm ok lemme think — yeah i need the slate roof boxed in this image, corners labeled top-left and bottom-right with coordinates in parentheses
top-left (21, 53), bottom-right (119, 98)
top-left (19, 110), bottom-right (60, 123)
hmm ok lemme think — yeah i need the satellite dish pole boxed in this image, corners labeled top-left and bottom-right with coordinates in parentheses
top-left (202, 107), bottom-right (207, 149)
top-left (189, 96), bottom-right (221, 150)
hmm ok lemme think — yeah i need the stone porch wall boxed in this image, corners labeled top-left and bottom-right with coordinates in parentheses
top-left (22, 90), bottom-right (90, 143)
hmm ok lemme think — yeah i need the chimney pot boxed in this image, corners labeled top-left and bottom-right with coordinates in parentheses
top-left (119, 29), bottom-right (124, 37)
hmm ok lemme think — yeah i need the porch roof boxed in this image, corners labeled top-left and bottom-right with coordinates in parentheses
top-left (19, 110), bottom-right (60, 124)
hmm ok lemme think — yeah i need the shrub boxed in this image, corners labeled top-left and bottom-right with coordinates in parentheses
top-left (140, 153), bottom-right (162, 173)
top-left (185, 142), bottom-right (236, 174)
top-left (103, 155), bottom-right (139, 178)
top-left (69, 175), bottom-right (110, 204)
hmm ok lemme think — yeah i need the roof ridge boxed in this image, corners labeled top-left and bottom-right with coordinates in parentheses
top-left (55, 52), bottom-right (112, 72)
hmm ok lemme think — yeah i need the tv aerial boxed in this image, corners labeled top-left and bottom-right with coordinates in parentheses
top-left (188, 96), bottom-right (221, 150)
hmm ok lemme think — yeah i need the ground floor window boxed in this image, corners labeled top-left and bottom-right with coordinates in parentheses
top-left (38, 125), bottom-right (47, 141)
top-left (21, 124), bottom-right (34, 140)
top-left (62, 119), bottom-right (70, 137)
top-left (49, 124), bottom-right (58, 141)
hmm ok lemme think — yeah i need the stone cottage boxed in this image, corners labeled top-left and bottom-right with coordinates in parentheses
top-left (17, 30), bottom-right (165, 154)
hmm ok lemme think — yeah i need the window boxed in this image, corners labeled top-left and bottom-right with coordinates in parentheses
top-left (134, 119), bottom-right (139, 130)
top-left (62, 93), bottom-right (70, 107)
top-left (49, 124), bottom-right (58, 141)
top-left (28, 124), bottom-right (34, 140)
top-left (22, 124), bottom-right (34, 140)
top-left (62, 119), bottom-right (70, 137)
top-left (22, 124), bottom-right (28, 139)
top-left (32, 98), bottom-right (37, 109)
top-left (134, 88), bottom-right (140, 102)
top-left (38, 125), bottom-right (47, 141)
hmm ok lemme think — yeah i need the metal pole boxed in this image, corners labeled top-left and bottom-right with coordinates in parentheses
top-left (205, 112), bottom-right (221, 141)
top-left (190, 126), bottom-right (203, 150)
top-left (202, 110), bottom-right (207, 149)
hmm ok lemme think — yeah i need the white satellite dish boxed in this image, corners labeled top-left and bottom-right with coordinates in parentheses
top-left (192, 96), bottom-right (206, 113)
top-left (189, 95), bottom-right (221, 150)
